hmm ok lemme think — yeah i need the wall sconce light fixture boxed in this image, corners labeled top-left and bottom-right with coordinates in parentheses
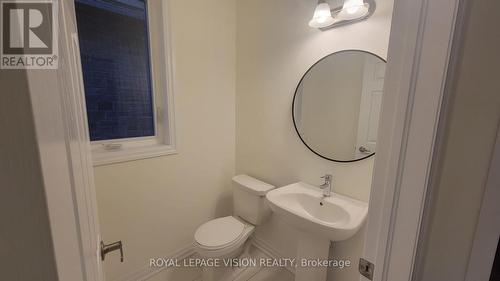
top-left (309, 0), bottom-right (375, 30)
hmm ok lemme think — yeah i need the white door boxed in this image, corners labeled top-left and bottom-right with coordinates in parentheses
top-left (355, 57), bottom-right (386, 158)
top-left (61, 1), bottom-right (105, 280)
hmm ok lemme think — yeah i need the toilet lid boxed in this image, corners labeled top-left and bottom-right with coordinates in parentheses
top-left (195, 216), bottom-right (245, 248)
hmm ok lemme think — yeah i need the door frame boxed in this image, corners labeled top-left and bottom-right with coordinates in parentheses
top-left (360, 0), bottom-right (464, 280)
top-left (27, 1), bottom-right (463, 281)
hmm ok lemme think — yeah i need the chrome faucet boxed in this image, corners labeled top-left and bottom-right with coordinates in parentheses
top-left (319, 174), bottom-right (333, 197)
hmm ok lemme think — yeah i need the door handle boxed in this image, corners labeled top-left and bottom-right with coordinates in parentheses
top-left (100, 240), bottom-right (123, 262)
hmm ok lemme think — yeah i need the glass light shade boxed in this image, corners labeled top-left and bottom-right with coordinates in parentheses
top-left (337, 0), bottom-right (369, 21)
top-left (308, 2), bottom-right (335, 28)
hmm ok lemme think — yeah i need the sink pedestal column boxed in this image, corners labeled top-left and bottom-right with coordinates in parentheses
top-left (295, 231), bottom-right (331, 281)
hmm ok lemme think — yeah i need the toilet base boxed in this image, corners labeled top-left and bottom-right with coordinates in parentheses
top-left (199, 240), bottom-right (252, 281)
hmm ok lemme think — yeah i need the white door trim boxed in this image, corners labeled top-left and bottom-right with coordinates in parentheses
top-left (465, 123), bottom-right (500, 281)
top-left (360, 0), bottom-right (462, 280)
top-left (60, 0), bottom-right (104, 280)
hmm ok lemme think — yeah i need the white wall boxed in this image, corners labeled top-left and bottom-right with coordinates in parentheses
top-left (415, 0), bottom-right (500, 279)
top-left (93, 0), bottom-right (236, 280)
top-left (235, 0), bottom-right (393, 280)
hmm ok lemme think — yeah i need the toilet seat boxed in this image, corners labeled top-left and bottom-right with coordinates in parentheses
top-left (194, 216), bottom-right (255, 257)
top-left (195, 216), bottom-right (245, 249)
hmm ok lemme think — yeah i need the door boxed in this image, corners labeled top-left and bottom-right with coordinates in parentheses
top-left (355, 56), bottom-right (386, 158)
top-left (60, 1), bottom-right (105, 280)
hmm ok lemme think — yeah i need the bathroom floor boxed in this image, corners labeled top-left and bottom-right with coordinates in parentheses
top-left (201, 243), bottom-right (294, 281)
top-left (244, 267), bottom-right (294, 281)
top-left (149, 242), bottom-right (294, 281)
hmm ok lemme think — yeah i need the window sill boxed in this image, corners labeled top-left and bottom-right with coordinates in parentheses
top-left (92, 144), bottom-right (177, 166)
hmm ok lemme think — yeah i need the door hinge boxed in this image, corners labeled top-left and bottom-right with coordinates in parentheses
top-left (359, 258), bottom-right (374, 280)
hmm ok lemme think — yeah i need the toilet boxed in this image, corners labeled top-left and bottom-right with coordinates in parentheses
top-left (193, 175), bottom-right (275, 281)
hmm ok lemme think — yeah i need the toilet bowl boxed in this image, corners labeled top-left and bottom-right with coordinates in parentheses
top-left (194, 216), bottom-right (254, 259)
top-left (193, 175), bottom-right (275, 281)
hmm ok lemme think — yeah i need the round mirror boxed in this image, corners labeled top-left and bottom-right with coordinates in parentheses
top-left (292, 50), bottom-right (386, 162)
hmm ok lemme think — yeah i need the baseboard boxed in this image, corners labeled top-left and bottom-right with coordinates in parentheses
top-left (114, 243), bottom-right (196, 281)
top-left (251, 236), bottom-right (296, 274)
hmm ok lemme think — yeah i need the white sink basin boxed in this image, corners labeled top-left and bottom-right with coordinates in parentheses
top-left (266, 182), bottom-right (368, 241)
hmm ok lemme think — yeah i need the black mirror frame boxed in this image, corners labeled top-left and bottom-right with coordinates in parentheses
top-left (291, 49), bottom-right (387, 163)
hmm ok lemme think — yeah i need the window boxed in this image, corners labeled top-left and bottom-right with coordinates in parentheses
top-left (75, 0), bottom-right (154, 141)
top-left (75, 0), bottom-right (176, 165)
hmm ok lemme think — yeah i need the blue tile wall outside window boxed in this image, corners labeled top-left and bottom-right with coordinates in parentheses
top-left (75, 0), bottom-right (155, 141)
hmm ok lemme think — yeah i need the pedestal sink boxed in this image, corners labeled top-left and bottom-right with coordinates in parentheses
top-left (266, 182), bottom-right (368, 281)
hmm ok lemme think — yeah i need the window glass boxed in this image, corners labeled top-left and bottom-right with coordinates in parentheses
top-left (75, 0), bottom-right (155, 141)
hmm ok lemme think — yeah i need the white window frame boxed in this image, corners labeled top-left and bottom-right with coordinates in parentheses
top-left (74, 0), bottom-right (177, 166)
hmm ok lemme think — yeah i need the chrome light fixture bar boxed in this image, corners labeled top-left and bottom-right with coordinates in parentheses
top-left (309, 0), bottom-right (376, 30)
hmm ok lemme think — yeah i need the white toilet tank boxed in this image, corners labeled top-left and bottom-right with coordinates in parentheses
top-left (232, 175), bottom-right (275, 225)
